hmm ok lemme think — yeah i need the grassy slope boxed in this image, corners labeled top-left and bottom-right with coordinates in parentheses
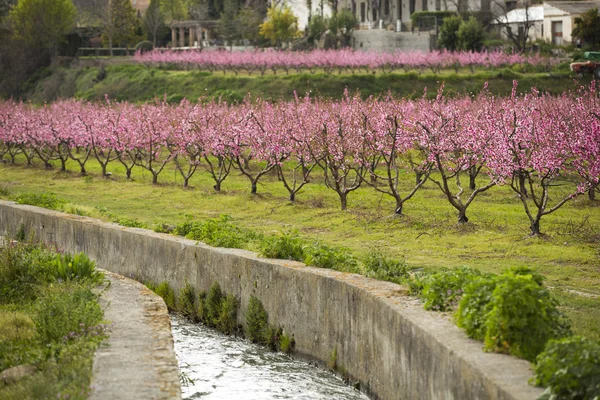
top-left (23, 63), bottom-right (590, 104)
top-left (0, 159), bottom-right (599, 340)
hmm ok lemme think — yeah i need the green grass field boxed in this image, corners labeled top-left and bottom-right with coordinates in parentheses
top-left (1, 157), bottom-right (599, 340)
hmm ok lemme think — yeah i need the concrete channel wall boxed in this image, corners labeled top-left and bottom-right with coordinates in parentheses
top-left (0, 201), bottom-right (543, 400)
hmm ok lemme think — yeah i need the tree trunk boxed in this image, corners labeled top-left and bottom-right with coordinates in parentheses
top-left (339, 192), bottom-right (347, 210)
top-left (289, 192), bottom-right (296, 202)
top-left (469, 165), bottom-right (477, 190)
top-left (152, 173), bottom-right (158, 184)
top-left (60, 159), bottom-right (66, 171)
top-left (251, 181), bottom-right (257, 194)
top-left (395, 199), bottom-right (403, 215)
top-left (458, 209), bottom-right (469, 224)
top-left (415, 170), bottom-right (423, 186)
top-left (213, 181), bottom-right (221, 191)
top-left (589, 185), bottom-right (597, 201)
top-left (519, 173), bottom-right (528, 197)
top-left (183, 177), bottom-right (189, 188)
top-left (80, 165), bottom-right (86, 176)
top-left (530, 219), bottom-right (541, 236)
top-left (101, 164), bottom-right (108, 177)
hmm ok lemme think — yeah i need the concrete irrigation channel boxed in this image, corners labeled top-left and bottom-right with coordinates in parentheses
top-left (0, 200), bottom-right (543, 400)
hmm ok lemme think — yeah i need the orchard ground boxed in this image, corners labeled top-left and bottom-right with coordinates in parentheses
top-left (0, 157), bottom-right (599, 341)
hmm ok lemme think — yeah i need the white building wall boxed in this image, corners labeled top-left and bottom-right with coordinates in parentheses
top-left (542, 3), bottom-right (573, 44)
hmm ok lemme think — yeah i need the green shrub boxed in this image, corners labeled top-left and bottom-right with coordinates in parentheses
top-left (304, 241), bottom-right (358, 272)
top-left (0, 242), bottom-right (56, 303)
top-left (52, 252), bottom-right (103, 284)
top-left (196, 290), bottom-right (207, 322)
top-left (34, 281), bottom-right (104, 344)
top-left (217, 294), bottom-right (239, 335)
top-left (205, 282), bottom-right (223, 327)
top-left (484, 274), bottom-right (571, 362)
top-left (419, 266), bottom-right (481, 311)
top-left (259, 231), bottom-right (305, 261)
top-left (153, 223), bottom-right (175, 234)
top-left (16, 192), bottom-right (66, 210)
top-left (362, 251), bottom-right (407, 283)
top-left (279, 332), bottom-right (294, 354)
top-left (534, 336), bottom-right (600, 400)
top-left (154, 281), bottom-right (176, 311)
top-left (455, 274), bottom-right (496, 340)
top-left (183, 215), bottom-right (257, 249)
top-left (178, 282), bottom-right (198, 321)
top-left (246, 295), bottom-right (268, 343)
top-left (262, 325), bottom-right (282, 351)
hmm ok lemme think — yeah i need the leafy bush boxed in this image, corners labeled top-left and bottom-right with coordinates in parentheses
top-left (457, 16), bottom-right (484, 51)
top-left (438, 15), bottom-right (462, 51)
top-left (0, 242), bottom-right (56, 303)
top-left (484, 274), bottom-right (571, 361)
top-left (154, 281), bottom-right (176, 311)
top-left (259, 231), bottom-right (305, 261)
top-left (16, 192), bottom-right (66, 210)
top-left (304, 241), bottom-right (357, 272)
top-left (246, 295), bottom-right (268, 343)
top-left (181, 215), bottom-right (258, 249)
top-left (534, 336), bottom-right (600, 400)
top-left (419, 266), bottom-right (481, 311)
top-left (52, 252), bottom-right (103, 284)
top-left (153, 223), bottom-right (175, 234)
top-left (455, 274), bottom-right (496, 340)
top-left (217, 294), bottom-right (238, 335)
top-left (362, 251), bottom-right (407, 283)
top-left (34, 281), bottom-right (104, 344)
top-left (178, 282), bottom-right (198, 321)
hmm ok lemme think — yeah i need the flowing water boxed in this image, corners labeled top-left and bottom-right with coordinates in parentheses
top-left (171, 315), bottom-right (370, 400)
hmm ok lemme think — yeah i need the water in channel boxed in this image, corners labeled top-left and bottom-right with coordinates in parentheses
top-left (171, 315), bottom-right (370, 400)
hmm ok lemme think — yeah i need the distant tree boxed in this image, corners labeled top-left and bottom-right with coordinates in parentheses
top-left (8, 0), bottom-right (76, 60)
top-left (161, 0), bottom-right (187, 21)
top-left (143, 0), bottom-right (164, 47)
top-left (438, 15), bottom-right (462, 51)
top-left (259, 5), bottom-right (301, 47)
top-left (0, 0), bottom-right (17, 18)
top-left (308, 14), bottom-right (327, 41)
top-left (457, 16), bottom-right (484, 51)
top-left (103, 0), bottom-right (137, 54)
top-left (237, 7), bottom-right (262, 45)
top-left (573, 7), bottom-right (600, 49)
top-left (217, 0), bottom-right (239, 49)
top-left (493, 0), bottom-right (536, 52)
top-left (330, 9), bottom-right (356, 46)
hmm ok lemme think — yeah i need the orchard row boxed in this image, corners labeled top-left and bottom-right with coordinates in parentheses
top-left (1, 82), bottom-right (598, 235)
top-left (134, 49), bottom-right (559, 75)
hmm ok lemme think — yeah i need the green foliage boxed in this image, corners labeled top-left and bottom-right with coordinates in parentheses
top-left (161, 0), bottom-right (186, 21)
top-left (259, 5), bottom-right (301, 47)
top-left (217, 294), bottom-right (238, 335)
top-left (153, 222), bottom-right (175, 233)
top-left (484, 274), bottom-right (571, 362)
top-left (178, 282), bottom-right (198, 321)
top-left (572, 7), bottom-right (600, 49)
top-left (154, 281), bottom-right (176, 311)
top-left (246, 295), bottom-right (268, 343)
top-left (438, 16), bottom-right (463, 51)
top-left (455, 274), bottom-right (496, 340)
top-left (362, 250), bottom-right (407, 283)
top-left (262, 324), bottom-right (282, 351)
top-left (52, 252), bottom-right (103, 284)
top-left (8, 0), bottom-right (76, 58)
top-left (308, 15), bottom-right (328, 40)
top-left (34, 281), bottom-right (104, 344)
top-left (142, 0), bottom-right (164, 46)
top-left (457, 16), bottom-right (484, 52)
top-left (419, 267), bottom-right (481, 311)
top-left (180, 215), bottom-right (258, 249)
top-left (16, 192), bottom-right (66, 210)
top-left (259, 231), bottom-right (305, 261)
top-left (237, 8), bottom-right (262, 43)
top-left (217, 0), bottom-right (240, 48)
top-left (205, 281), bottom-right (223, 326)
top-left (534, 336), bottom-right (600, 400)
top-left (279, 332), bottom-right (294, 353)
top-left (0, 311), bottom-right (36, 342)
top-left (0, 242), bottom-right (56, 303)
top-left (103, 0), bottom-right (138, 48)
top-left (328, 9), bottom-right (357, 43)
top-left (304, 241), bottom-right (357, 272)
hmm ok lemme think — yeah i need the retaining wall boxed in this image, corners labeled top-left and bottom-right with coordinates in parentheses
top-left (0, 200), bottom-right (543, 400)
